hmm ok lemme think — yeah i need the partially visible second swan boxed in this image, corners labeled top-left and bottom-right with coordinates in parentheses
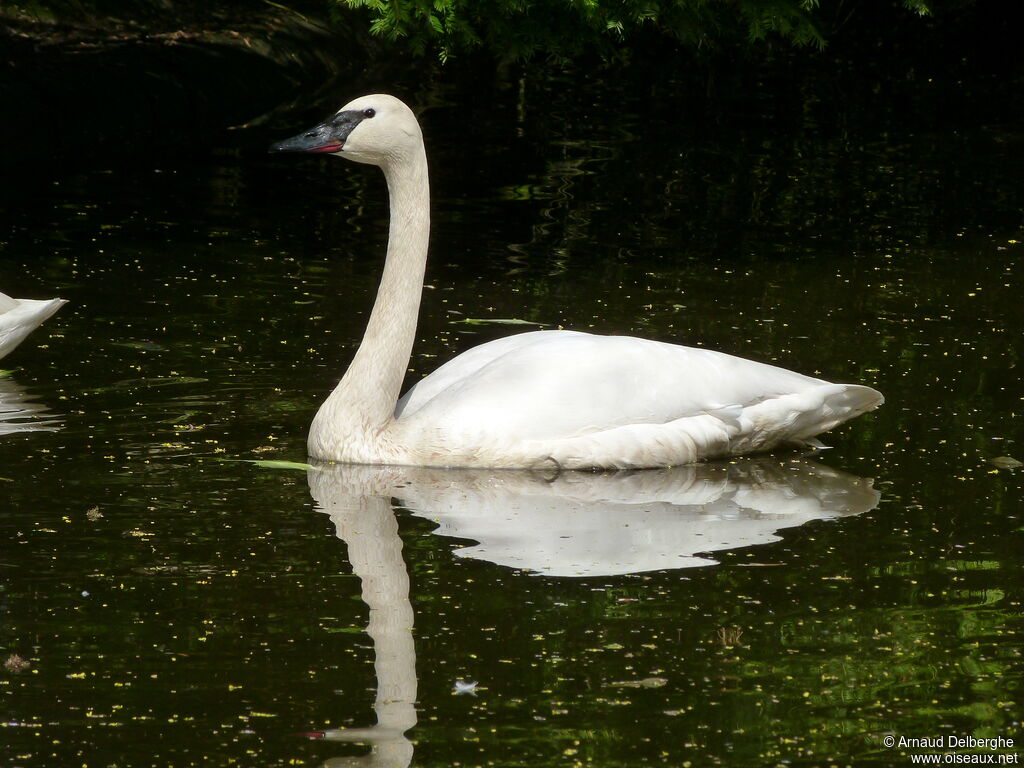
top-left (0, 290), bottom-right (66, 361)
top-left (272, 95), bottom-right (882, 470)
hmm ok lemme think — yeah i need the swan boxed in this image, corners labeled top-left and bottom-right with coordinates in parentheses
top-left (0, 290), bottom-right (66, 361)
top-left (271, 94), bottom-right (883, 470)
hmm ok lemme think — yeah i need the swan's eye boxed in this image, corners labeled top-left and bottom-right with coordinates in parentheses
top-left (363, 108), bottom-right (376, 118)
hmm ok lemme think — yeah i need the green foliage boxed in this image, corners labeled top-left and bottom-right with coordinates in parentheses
top-left (339, 0), bottom-right (806, 60)
top-left (336, 0), bottom-right (935, 61)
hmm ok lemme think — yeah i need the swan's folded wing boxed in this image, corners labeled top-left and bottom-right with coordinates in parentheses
top-left (395, 330), bottom-right (840, 443)
top-left (396, 330), bottom-right (589, 418)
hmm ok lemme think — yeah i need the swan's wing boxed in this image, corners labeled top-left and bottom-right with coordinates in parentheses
top-left (397, 330), bottom-right (861, 441)
top-left (396, 330), bottom-right (590, 418)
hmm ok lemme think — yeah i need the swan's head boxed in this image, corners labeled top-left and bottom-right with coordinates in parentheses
top-left (270, 94), bottom-right (422, 168)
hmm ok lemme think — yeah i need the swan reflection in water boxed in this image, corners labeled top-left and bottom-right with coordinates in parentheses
top-left (0, 375), bottom-right (62, 436)
top-left (303, 457), bottom-right (879, 766)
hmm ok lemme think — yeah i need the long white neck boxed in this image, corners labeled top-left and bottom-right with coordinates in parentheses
top-left (310, 143), bottom-right (430, 453)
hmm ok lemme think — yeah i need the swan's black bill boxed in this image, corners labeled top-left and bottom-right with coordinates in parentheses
top-left (269, 109), bottom-right (367, 154)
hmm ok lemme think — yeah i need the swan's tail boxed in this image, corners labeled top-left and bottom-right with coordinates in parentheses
top-left (735, 383), bottom-right (884, 453)
top-left (794, 383), bottom-right (884, 437)
top-left (483, 383), bottom-right (883, 471)
top-left (0, 297), bottom-right (68, 360)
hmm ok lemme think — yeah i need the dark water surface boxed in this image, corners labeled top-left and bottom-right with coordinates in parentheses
top-left (2, 69), bottom-right (1023, 767)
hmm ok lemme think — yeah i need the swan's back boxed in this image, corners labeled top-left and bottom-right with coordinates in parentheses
top-left (399, 331), bottom-right (817, 435)
top-left (394, 330), bottom-right (882, 469)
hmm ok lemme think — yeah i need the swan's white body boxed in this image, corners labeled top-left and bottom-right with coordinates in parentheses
top-left (0, 291), bottom-right (66, 361)
top-left (275, 95), bottom-right (882, 470)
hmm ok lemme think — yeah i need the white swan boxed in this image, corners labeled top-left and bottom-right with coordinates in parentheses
top-left (0, 290), bottom-right (66, 361)
top-left (272, 94), bottom-right (883, 470)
